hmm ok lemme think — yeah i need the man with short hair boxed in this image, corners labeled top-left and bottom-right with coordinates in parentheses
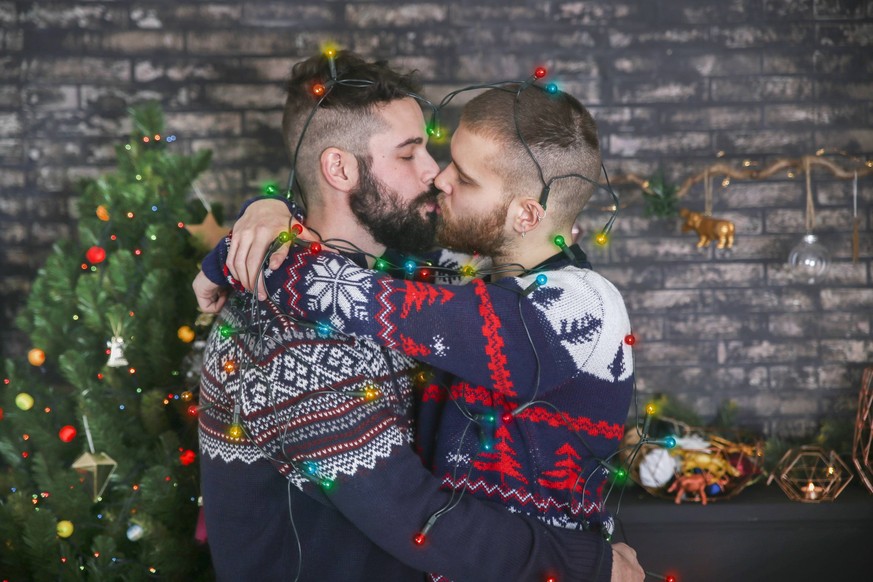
top-left (195, 51), bottom-right (642, 582)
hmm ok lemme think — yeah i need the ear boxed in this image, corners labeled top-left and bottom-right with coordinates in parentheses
top-left (510, 197), bottom-right (547, 236)
top-left (319, 147), bottom-right (359, 193)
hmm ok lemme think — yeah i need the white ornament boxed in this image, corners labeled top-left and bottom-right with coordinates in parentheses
top-left (106, 336), bottom-right (129, 367)
top-left (673, 434), bottom-right (710, 451)
top-left (639, 448), bottom-right (679, 488)
top-left (126, 523), bottom-right (144, 541)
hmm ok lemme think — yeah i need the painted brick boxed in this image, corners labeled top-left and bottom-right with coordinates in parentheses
top-left (716, 129), bottom-right (815, 154)
top-left (190, 137), bottom-right (273, 164)
top-left (0, 170), bottom-right (24, 188)
top-left (713, 24), bottom-right (814, 48)
top-left (101, 31), bottom-right (185, 54)
top-left (450, 3), bottom-right (544, 23)
top-left (610, 132), bottom-right (711, 157)
top-left (688, 52), bottom-right (763, 76)
top-left (0, 2), bottom-right (15, 24)
top-left (589, 106), bottom-right (659, 132)
top-left (24, 57), bottom-right (130, 82)
top-left (0, 137), bottom-right (23, 164)
top-left (609, 237), bottom-right (715, 263)
top-left (624, 289), bottom-right (702, 312)
top-left (817, 23), bottom-right (873, 46)
top-left (187, 30), bottom-right (302, 56)
top-left (664, 263), bottom-right (765, 289)
top-left (240, 4), bottom-right (334, 27)
top-left (665, 313), bottom-right (767, 340)
top-left (660, 0), bottom-right (749, 24)
top-left (819, 3), bottom-right (871, 20)
top-left (770, 365), bottom-right (820, 390)
top-left (609, 27), bottom-right (709, 49)
top-left (821, 287), bottom-right (873, 309)
top-left (24, 85), bottom-right (78, 110)
top-left (763, 104), bottom-right (817, 126)
top-left (552, 2), bottom-right (650, 24)
top-left (134, 59), bottom-right (228, 82)
top-left (814, 128), bottom-right (873, 152)
top-left (199, 83), bottom-right (286, 110)
top-left (817, 80), bottom-right (873, 101)
top-left (820, 339), bottom-right (873, 362)
top-left (664, 105), bottom-right (761, 130)
top-left (130, 4), bottom-right (242, 29)
top-left (723, 339), bottom-right (818, 364)
top-left (613, 79), bottom-right (704, 104)
top-left (712, 76), bottom-right (814, 102)
top-left (763, 0), bottom-right (815, 19)
top-left (769, 311), bottom-right (871, 338)
top-left (0, 111), bottom-right (21, 136)
top-left (21, 3), bottom-right (127, 28)
top-left (633, 340), bottom-right (719, 365)
top-left (345, 4), bottom-right (448, 28)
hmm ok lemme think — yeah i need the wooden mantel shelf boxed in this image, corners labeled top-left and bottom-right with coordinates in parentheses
top-left (612, 482), bottom-right (873, 582)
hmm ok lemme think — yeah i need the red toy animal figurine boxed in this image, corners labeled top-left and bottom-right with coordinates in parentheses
top-left (666, 472), bottom-right (725, 505)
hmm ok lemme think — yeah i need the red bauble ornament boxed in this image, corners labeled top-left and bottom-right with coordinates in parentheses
top-left (179, 450), bottom-right (197, 466)
top-left (85, 246), bottom-right (107, 264)
top-left (58, 425), bottom-right (77, 443)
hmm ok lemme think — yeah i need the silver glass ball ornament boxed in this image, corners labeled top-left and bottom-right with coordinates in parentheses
top-left (787, 233), bottom-right (830, 284)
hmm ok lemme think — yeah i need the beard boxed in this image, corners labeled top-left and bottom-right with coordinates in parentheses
top-left (435, 194), bottom-right (511, 258)
top-left (349, 156), bottom-right (439, 254)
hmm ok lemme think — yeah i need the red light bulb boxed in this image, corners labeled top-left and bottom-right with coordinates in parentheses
top-left (312, 83), bottom-right (326, 96)
top-left (501, 412), bottom-right (513, 424)
top-left (413, 532), bottom-right (426, 546)
top-left (624, 334), bottom-right (636, 346)
top-left (291, 223), bottom-right (304, 235)
top-left (534, 67), bottom-right (547, 79)
top-left (310, 242), bottom-right (322, 254)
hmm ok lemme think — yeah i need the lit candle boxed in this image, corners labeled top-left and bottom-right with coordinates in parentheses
top-left (804, 481), bottom-right (822, 500)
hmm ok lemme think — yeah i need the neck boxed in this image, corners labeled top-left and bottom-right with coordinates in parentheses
top-left (491, 229), bottom-right (568, 279)
top-left (306, 201), bottom-right (385, 267)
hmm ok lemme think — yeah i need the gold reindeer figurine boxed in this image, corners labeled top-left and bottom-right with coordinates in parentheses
top-left (679, 208), bottom-right (735, 249)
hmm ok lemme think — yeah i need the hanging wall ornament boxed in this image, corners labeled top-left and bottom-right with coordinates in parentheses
top-left (678, 170), bottom-right (735, 250)
top-left (787, 157), bottom-right (830, 284)
top-left (852, 171), bottom-right (860, 264)
top-left (71, 416), bottom-right (118, 501)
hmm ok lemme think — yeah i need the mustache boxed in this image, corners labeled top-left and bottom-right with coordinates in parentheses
top-left (412, 184), bottom-right (440, 207)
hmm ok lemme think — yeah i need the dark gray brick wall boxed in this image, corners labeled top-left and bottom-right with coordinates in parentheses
top-left (1, 0), bottom-right (871, 438)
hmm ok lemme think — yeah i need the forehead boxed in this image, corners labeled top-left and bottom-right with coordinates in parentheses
top-left (370, 97), bottom-right (426, 140)
top-left (451, 122), bottom-right (501, 175)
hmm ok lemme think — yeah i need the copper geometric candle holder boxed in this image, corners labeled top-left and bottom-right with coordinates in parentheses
top-left (852, 367), bottom-right (873, 494)
top-left (769, 445), bottom-right (853, 503)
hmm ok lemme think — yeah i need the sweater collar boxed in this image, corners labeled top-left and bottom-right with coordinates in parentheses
top-left (531, 243), bottom-right (592, 272)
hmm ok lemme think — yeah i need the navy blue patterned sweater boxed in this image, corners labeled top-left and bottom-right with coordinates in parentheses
top-left (203, 230), bottom-right (630, 580)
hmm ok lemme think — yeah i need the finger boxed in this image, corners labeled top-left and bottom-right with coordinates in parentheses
top-left (269, 243), bottom-right (290, 270)
top-left (212, 293), bottom-right (227, 313)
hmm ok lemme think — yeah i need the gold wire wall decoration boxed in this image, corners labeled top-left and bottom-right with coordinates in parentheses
top-left (852, 367), bottom-right (873, 494)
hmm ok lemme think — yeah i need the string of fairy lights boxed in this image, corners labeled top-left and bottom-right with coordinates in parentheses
top-left (200, 47), bottom-right (679, 582)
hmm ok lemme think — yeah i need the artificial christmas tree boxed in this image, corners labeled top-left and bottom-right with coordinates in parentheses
top-left (0, 103), bottom-right (214, 580)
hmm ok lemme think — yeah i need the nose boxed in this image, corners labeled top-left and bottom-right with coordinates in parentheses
top-left (421, 150), bottom-right (439, 187)
top-left (434, 165), bottom-right (453, 195)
